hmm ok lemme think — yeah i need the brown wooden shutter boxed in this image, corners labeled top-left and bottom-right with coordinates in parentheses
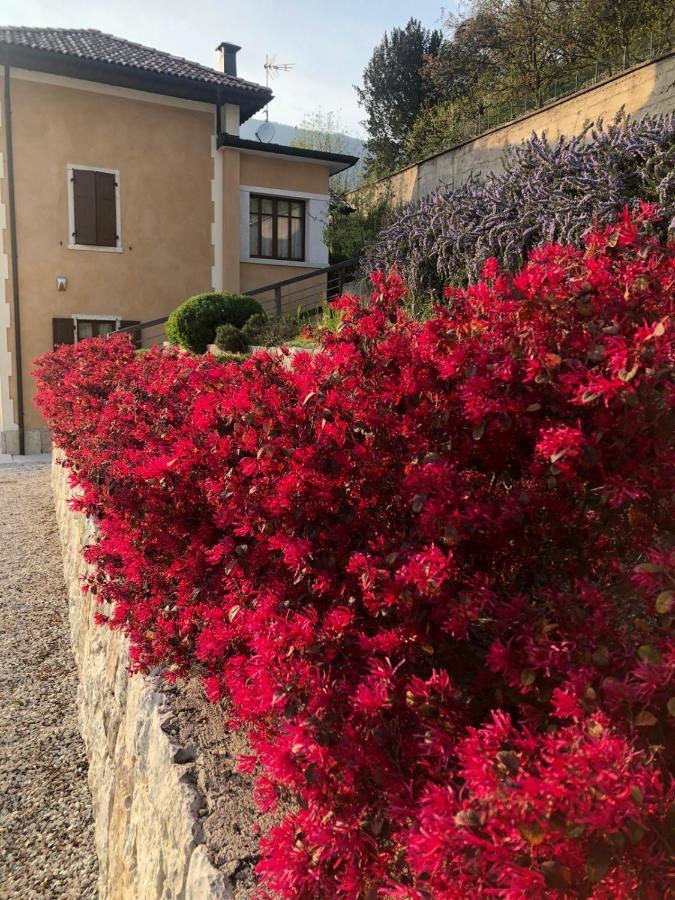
top-left (52, 318), bottom-right (75, 349)
top-left (72, 169), bottom-right (97, 245)
top-left (95, 172), bottom-right (117, 247)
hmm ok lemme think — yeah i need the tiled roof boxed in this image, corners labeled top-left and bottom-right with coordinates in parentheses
top-left (0, 27), bottom-right (270, 97)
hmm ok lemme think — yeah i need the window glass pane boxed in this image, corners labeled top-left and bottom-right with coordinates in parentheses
top-left (77, 320), bottom-right (93, 340)
top-left (278, 214), bottom-right (289, 259)
top-left (98, 322), bottom-right (115, 337)
top-left (291, 201), bottom-right (303, 218)
top-left (261, 198), bottom-right (273, 215)
top-left (291, 216), bottom-right (303, 259)
top-left (277, 200), bottom-right (289, 217)
top-left (250, 211), bottom-right (260, 255)
top-left (261, 210), bottom-right (273, 256)
top-left (250, 196), bottom-right (260, 213)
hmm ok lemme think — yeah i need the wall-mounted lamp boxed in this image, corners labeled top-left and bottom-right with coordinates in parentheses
top-left (56, 276), bottom-right (67, 292)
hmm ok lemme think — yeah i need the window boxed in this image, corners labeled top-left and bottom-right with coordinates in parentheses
top-left (52, 317), bottom-right (138, 349)
top-left (76, 319), bottom-right (117, 340)
top-left (68, 166), bottom-right (121, 250)
top-left (250, 195), bottom-right (305, 261)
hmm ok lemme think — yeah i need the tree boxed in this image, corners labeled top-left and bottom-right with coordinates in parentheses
top-left (403, 99), bottom-right (470, 162)
top-left (356, 18), bottom-right (443, 177)
top-left (290, 110), bottom-right (351, 156)
top-left (290, 110), bottom-right (355, 194)
top-left (425, 2), bottom-right (504, 105)
top-left (562, 0), bottom-right (675, 69)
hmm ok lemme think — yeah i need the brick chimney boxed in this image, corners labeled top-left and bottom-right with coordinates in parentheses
top-left (215, 42), bottom-right (241, 77)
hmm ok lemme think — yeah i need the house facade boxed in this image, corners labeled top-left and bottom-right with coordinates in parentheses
top-left (0, 28), bottom-right (356, 455)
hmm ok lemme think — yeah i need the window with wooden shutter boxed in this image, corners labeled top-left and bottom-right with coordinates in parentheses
top-left (53, 318), bottom-right (75, 349)
top-left (69, 167), bottom-right (120, 249)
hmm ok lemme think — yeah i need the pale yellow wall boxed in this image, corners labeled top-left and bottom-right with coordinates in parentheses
top-left (351, 52), bottom-right (675, 208)
top-left (4, 72), bottom-right (214, 429)
top-left (240, 153), bottom-right (329, 195)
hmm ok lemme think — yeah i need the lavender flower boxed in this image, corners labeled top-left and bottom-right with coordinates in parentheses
top-left (367, 112), bottom-right (675, 295)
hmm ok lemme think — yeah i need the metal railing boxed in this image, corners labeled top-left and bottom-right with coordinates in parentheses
top-left (114, 257), bottom-right (360, 349)
top-left (473, 35), bottom-right (674, 138)
top-left (246, 257), bottom-right (358, 318)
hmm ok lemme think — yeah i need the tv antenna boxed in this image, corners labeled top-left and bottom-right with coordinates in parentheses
top-left (260, 53), bottom-right (294, 125)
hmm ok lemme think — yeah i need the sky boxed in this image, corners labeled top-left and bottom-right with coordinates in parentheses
top-left (0, 0), bottom-right (459, 137)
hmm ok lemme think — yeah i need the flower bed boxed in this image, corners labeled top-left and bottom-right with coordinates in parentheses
top-left (35, 207), bottom-right (674, 897)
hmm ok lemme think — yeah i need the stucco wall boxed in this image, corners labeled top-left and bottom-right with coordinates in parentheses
top-left (353, 52), bottom-right (675, 209)
top-left (240, 153), bottom-right (329, 196)
top-left (3, 71), bottom-right (214, 432)
top-left (52, 452), bottom-right (229, 900)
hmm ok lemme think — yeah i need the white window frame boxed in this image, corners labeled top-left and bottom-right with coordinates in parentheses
top-left (67, 164), bottom-right (123, 253)
top-left (239, 184), bottom-right (329, 269)
top-left (72, 314), bottom-right (122, 344)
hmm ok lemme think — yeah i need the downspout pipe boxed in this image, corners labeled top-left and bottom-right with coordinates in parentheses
top-left (3, 57), bottom-right (24, 455)
top-left (215, 88), bottom-right (222, 135)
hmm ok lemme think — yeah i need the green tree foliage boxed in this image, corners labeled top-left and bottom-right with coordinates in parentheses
top-left (356, 18), bottom-right (443, 176)
top-left (290, 110), bottom-right (355, 194)
top-left (403, 99), bottom-right (470, 162)
top-left (324, 188), bottom-right (394, 263)
top-left (363, 1), bottom-right (674, 174)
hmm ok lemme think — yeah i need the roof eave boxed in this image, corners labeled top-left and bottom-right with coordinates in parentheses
top-left (0, 44), bottom-right (272, 120)
top-left (216, 132), bottom-right (359, 175)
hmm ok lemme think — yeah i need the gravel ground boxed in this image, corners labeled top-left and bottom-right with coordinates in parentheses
top-left (0, 460), bottom-right (98, 899)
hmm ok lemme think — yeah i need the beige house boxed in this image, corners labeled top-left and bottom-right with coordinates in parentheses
top-left (0, 27), bottom-right (356, 455)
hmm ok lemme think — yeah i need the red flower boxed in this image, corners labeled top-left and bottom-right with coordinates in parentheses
top-left (33, 209), bottom-right (675, 897)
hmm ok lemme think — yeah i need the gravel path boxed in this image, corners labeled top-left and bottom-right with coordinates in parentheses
top-left (0, 460), bottom-right (98, 898)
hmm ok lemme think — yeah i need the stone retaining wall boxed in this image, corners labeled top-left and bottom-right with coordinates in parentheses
top-left (52, 452), bottom-right (230, 900)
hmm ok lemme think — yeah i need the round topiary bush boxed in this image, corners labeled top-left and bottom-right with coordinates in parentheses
top-left (214, 323), bottom-right (249, 354)
top-left (166, 292), bottom-right (263, 354)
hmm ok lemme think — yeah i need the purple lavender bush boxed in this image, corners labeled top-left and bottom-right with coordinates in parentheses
top-left (367, 113), bottom-right (675, 295)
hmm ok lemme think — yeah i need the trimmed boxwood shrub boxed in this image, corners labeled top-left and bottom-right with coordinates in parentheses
top-left (166, 292), bottom-right (263, 354)
top-left (214, 323), bottom-right (249, 354)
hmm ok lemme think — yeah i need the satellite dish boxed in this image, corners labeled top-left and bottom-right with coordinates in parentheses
top-left (256, 121), bottom-right (275, 143)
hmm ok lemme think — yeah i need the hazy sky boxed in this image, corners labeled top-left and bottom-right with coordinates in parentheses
top-left (1, 0), bottom-right (458, 136)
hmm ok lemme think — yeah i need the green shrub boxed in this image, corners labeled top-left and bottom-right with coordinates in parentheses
top-left (324, 189), bottom-right (394, 263)
top-left (213, 350), bottom-right (249, 364)
top-left (214, 323), bottom-right (249, 354)
top-left (166, 292), bottom-right (263, 354)
top-left (242, 311), bottom-right (309, 347)
top-left (241, 313), bottom-right (269, 343)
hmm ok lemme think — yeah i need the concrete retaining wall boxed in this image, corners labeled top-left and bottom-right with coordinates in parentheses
top-left (52, 452), bottom-right (230, 900)
top-left (352, 51), bottom-right (675, 208)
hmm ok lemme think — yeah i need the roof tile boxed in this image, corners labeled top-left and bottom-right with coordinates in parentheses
top-left (0, 27), bottom-right (270, 96)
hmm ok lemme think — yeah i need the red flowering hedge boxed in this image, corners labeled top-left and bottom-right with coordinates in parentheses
top-left (35, 207), bottom-right (674, 897)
